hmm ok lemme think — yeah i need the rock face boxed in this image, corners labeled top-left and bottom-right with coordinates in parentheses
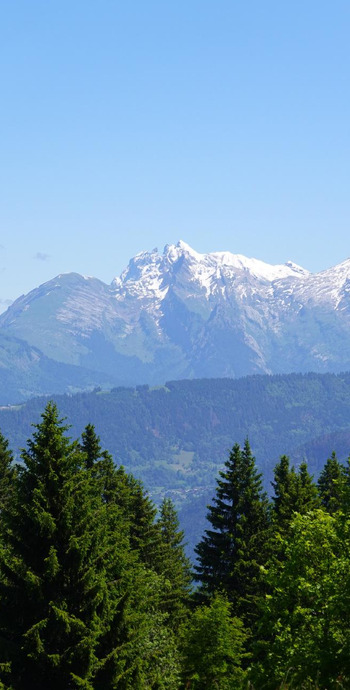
top-left (1, 240), bottom-right (350, 401)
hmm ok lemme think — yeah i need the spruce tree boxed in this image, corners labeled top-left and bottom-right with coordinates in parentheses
top-left (0, 430), bottom-right (15, 513)
top-left (194, 440), bottom-right (270, 623)
top-left (0, 403), bottom-right (139, 690)
top-left (296, 460), bottom-right (319, 512)
top-left (122, 475), bottom-right (162, 568)
top-left (80, 425), bottom-right (162, 569)
top-left (318, 451), bottom-right (347, 514)
top-left (80, 422), bottom-right (103, 469)
top-left (271, 455), bottom-right (297, 530)
top-left (271, 456), bottom-right (319, 533)
top-left (156, 498), bottom-right (192, 628)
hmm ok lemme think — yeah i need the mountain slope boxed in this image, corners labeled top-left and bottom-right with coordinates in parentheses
top-left (1, 242), bottom-right (350, 401)
top-left (2, 372), bottom-right (350, 555)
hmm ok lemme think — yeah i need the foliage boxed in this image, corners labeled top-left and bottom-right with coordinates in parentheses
top-left (0, 429), bottom-right (15, 513)
top-left (271, 456), bottom-right (319, 533)
top-left (2, 398), bottom-right (350, 687)
top-left (317, 451), bottom-right (347, 514)
top-left (0, 403), bottom-right (183, 689)
top-left (252, 510), bottom-right (350, 689)
top-left (179, 593), bottom-right (246, 689)
top-left (156, 498), bottom-right (192, 628)
top-left (194, 440), bottom-right (271, 625)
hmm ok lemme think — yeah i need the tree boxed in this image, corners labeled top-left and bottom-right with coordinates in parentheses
top-left (80, 422), bottom-right (103, 469)
top-left (0, 430), bottom-right (15, 513)
top-left (180, 593), bottom-right (246, 690)
top-left (122, 475), bottom-right (161, 568)
top-left (194, 440), bottom-right (270, 624)
top-left (271, 455), bottom-right (298, 532)
top-left (271, 457), bottom-right (319, 534)
top-left (296, 461), bottom-right (319, 513)
top-left (0, 403), bottom-right (142, 689)
top-left (156, 498), bottom-right (192, 628)
top-left (252, 510), bottom-right (350, 689)
top-left (318, 451), bottom-right (347, 514)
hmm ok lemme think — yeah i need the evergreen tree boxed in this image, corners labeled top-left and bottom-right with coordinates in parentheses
top-left (80, 427), bottom-right (162, 571)
top-left (80, 422), bottom-right (103, 469)
top-left (194, 440), bottom-right (270, 623)
top-left (318, 451), bottom-right (347, 514)
top-left (0, 430), bottom-right (15, 513)
top-left (296, 460), bottom-right (319, 512)
top-left (156, 498), bottom-right (192, 628)
top-left (271, 456), bottom-right (319, 533)
top-left (80, 424), bottom-right (125, 507)
top-left (122, 475), bottom-right (162, 568)
top-left (271, 455), bottom-right (298, 531)
top-left (0, 403), bottom-right (141, 689)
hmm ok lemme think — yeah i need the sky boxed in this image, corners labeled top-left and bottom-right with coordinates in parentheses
top-left (0, 1), bottom-right (350, 309)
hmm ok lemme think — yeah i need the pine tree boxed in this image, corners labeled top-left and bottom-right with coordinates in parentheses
top-left (80, 424), bottom-right (162, 569)
top-left (121, 475), bottom-right (162, 568)
top-left (156, 498), bottom-right (192, 628)
top-left (194, 440), bottom-right (270, 623)
top-left (271, 455), bottom-right (297, 530)
top-left (318, 451), bottom-right (347, 514)
top-left (80, 422), bottom-right (103, 469)
top-left (78, 429), bottom-right (183, 689)
top-left (0, 430), bottom-right (15, 513)
top-left (271, 456), bottom-right (319, 533)
top-left (0, 403), bottom-right (140, 690)
top-left (296, 460), bottom-right (319, 512)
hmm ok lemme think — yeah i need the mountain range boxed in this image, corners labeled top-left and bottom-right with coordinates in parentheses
top-left (1, 240), bottom-right (350, 403)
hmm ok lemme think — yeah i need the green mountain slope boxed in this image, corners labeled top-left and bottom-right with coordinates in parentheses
top-left (0, 332), bottom-right (117, 403)
top-left (1, 372), bottom-right (350, 555)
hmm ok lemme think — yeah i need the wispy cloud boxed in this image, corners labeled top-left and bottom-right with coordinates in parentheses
top-left (34, 252), bottom-right (50, 261)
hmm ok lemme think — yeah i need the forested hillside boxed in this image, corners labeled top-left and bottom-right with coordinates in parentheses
top-left (1, 372), bottom-right (350, 555)
top-left (1, 403), bottom-right (350, 688)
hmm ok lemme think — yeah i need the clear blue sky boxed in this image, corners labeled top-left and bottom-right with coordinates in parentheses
top-left (1, 1), bottom-right (349, 308)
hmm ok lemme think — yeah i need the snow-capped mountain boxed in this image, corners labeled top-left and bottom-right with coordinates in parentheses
top-left (1, 240), bottom-right (350, 402)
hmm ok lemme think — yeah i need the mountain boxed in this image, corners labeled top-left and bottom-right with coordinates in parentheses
top-left (1, 241), bottom-right (350, 402)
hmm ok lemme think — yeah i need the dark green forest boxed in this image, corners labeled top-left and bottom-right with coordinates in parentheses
top-left (0, 402), bottom-right (350, 688)
top-left (2, 372), bottom-right (350, 555)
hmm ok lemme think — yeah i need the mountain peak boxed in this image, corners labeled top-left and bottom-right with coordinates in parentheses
top-left (1, 241), bottom-right (350, 403)
top-left (160, 241), bottom-right (309, 283)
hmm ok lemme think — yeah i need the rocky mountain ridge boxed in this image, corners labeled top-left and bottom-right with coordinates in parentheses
top-left (1, 241), bottom-right (350, 402)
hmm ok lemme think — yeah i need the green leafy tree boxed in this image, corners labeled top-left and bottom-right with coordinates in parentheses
top-left (194, 440), bottom-right (270, 624)
top-left (252, 510), bottom-right (350, 689)
top-left (180, 593), bottom-right (246, 689)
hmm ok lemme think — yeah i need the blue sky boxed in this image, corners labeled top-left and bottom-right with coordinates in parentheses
top-left (1, 1), bottom-right (349, 308)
